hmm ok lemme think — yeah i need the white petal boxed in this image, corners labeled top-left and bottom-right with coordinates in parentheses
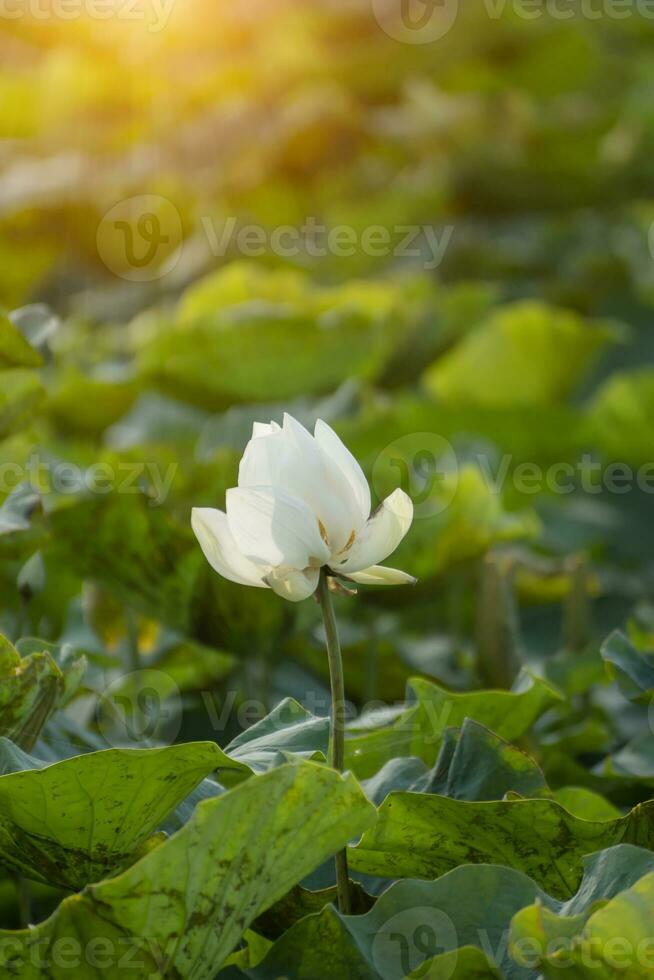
top-left (264, 566), bottom-right (320, 602)
top-left (191, 508), bottom-right (269, 588)
top-left (332, 489), bottom-right (413, 574)
top-left (239, 426), bottom-right (287, 488)
top-left (314, 419), bottom-right (370, 526)
top-left (282, 413), bottom-right (362, 549)
top-left (239, 413), bottom-right (360, 553)
top-left (226, 486), bottom-right (331, 569)
top-left (342, 565), bottom-right (417, 586)
top-left (252, 420), bottom-right (281, 437)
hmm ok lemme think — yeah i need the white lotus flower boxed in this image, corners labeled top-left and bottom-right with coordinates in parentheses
top-left (192, 414), bottom-right (415, 602)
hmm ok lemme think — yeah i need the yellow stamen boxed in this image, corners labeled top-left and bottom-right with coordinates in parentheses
top-left (338, 529), bottom-right (356, 554)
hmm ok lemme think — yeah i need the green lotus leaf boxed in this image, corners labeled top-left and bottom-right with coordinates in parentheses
top-left (423, 301), bottom-right (616, 408)
top-left (0, 740), bottom-right (240, 889)
top-left (345, 670), bottom-right (562, 779)
top-left (349, 794), bottom-right (654, 898)
top-left (0, 760), bottom-right (376, 978)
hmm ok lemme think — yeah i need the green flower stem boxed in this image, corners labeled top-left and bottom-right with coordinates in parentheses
top-left (125, 608), bottom-right (141, 674)
top-left (316, 568), bottom-right (352, 915)
top-left (11, 872), bottom-right (31, 928)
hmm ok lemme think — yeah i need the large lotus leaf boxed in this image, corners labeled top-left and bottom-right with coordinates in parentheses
top-left (600, 630), bottom-right (654, 704)
top-left (348, 793), bottom-right (654, 898)
top-left (177, 262), bottom-right (421, 337)
top-left (245, 929), bottom-right (500, 979)
top-left (252, 880), bottom-right (373, 942)
top-left (549, 787), bottom-right (621, 822)
top-left (169, 697), bottom-right (333, 810)
top-left (407, 949), bottom-right (501, 978)
top-left (177, 262), bottom-right (314, 322)
top-left (224, 698), bottom-right (330, 776)
top-left (422, 719), bottom-right (548, 801)
top-left (138, 304), bottom-right (400, 409)
top-left (361, 728), bottom-right (619, 822)
top-left (361, 756), bottom-right (432, 806)
top-left (234, 845), bottom-right (654, 980)
top-left (361, 720), bottom-right (547, 805)
top-left (232, 865), bottom-right (544, 979)
top-left (344, 670), bottom-right (562, 779)
top-left (509, 846), bottom-right (654, 977)
top-left (588, 367), bottom-right (654, 466)
top-left (0, 740), bottom-right (240, 889)
top-left (0, 761), bottom-right (376, 979)
top-left (510, 862), bottom-right (654, 977)
top-left (422, 301), bottom-right (615, 407)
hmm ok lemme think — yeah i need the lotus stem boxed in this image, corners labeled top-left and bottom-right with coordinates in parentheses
top-left (563, 554), bottom-right (591, 652)
top-left (316, 568), bottom-right (352, 915)
top-left (11, 872), bottom-right (31, 928)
